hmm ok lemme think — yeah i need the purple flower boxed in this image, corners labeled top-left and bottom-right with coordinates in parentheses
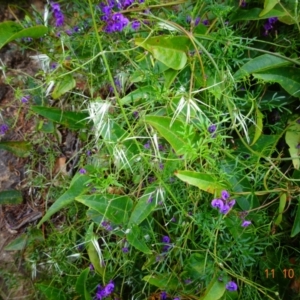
top-left (226, 281), bottom-right (238, 291)
top-left (53, 9), bottom-right (64, 27)
top-left (79, 168), bottom-right (87, 174)
top-left (208, 124), bottom-right (217, 133)
top-left (220, 204), bottom-right (230, 214)
top-left (240, 0), bottom-right (246, 7)
top-left (242, 220), bottom-right (251, 227)
top-left (202, 19), bottom-right (209, 26)
top-left (50, 62), bottom-right (57, 69)
top-left (173, 298), bottom-right (180, 300)
top-left (65, 29), bottom-right (72, 35)
top-left (163, 244), bottom-right (171, 252)
top-left (73, 26), bottom-right (79, 32)
top-left (144, 141), bottom-right (151, 149)
top-left (0, 124), bottom-right (9, 135)
top-left (228, 199), bottom-right (236, 208)
top-left (221, 190), bottom-right (230, 201)
top-left (161, 291), bottom-right (167, 300)
top-left (103, 281), bottom-right (114, 296)
top-left (50, 2), bottom-right (60, 12)
top-left (211, 199), bottom-right (224, 210)
top-left (194, 17), bottom-right (200, 26)
top-left (159, 162), bottom-right (164, 170)
top-left (268, 17), bottom-right (278, 24)
top-left (162, 236), bottom-right (170, 243)
top-left (122, 247), bottom-right (129, 253)
top-left (133, 111), bottom-right (139, 118)
top-left (89, 264), bottom-right (94, 271)
top-left (147, 195), bottom-right (153, 203)
top-left (186, 16), bottom-right (192, 23)
top-left (132, 20), bottom-right (141, 30)
top-left (21, 95), bottom-right (30, 103)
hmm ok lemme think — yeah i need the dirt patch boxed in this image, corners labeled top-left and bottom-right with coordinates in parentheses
top-left (0, 1), bottom-right (46, 299)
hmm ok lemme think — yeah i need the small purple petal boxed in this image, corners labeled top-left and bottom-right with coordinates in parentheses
top-left (226, 281), bottom-right (238, 291)
top-left (242, 220), bottom-right (251, 227)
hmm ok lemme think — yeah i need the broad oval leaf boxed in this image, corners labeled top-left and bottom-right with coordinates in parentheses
top-left (253, 67), bottom-right (300, 97)
top-left (0, 21), bottom-right (48, 49)
top-left (143, 274), bottom-right (180, 290)
top-left (128, 187), bottom-right (157, 226)
top-left (234, 54), bottom-right (291, 79)
top-left (259, 0), bottom-right (280, 17)
top-left (199, 277), bottom-right (225, 300)
top-left (52, 74), bottom-right (76, 99)
top-left (135, 36), bottom-right (189, 70)
top-left (75, 194), bottom-right (133, 224)
top-left (126, 224), bottom-right (152, 254)
top-left (285, 118), bottom-right (300, 169)
top-left (144, 115), bottom-right (191, 155)
top-left (175, 170), bottom-right (226, 194)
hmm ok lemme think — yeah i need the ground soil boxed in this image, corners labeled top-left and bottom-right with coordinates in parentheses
top-left (0, 1), bottom-right (47, 299)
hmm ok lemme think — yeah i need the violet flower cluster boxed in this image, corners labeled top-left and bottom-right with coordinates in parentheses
top-left (226, 281), bottom-right (238, 291)
top-left (94, 281), bottom-right (114, 300)
top-left (263, 17), bottom-right (278, 35)
top-left (0, 124), bottom-right (9, 135)
top-left (211, 190), bottom-right (235, 214)
top-left (50, 2), bottom-right (64, 27)
top-left (99, 0), bottom-right (142, 33)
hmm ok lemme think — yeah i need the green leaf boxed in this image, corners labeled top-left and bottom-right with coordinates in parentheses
top-left (135, 36), bottom-right (188, 70)
top-left (52, 74), bottom-right (76, 99)
top-left (230, 8), bottom-right (286, 23)
top-left (5, 229), bottom-right (44, 251)
top-left (291, 199), bottom-right (300, 237)
top-left (128, 187), bottom-right (157, 226)
top-left (120, 86), bottom-right (157, 105)
top-left (37, 174), bottom-right (90, 227)
top-left (0, 21), bottom-right (48, 49)
top-left (4, 233), bottom-right (28, 251)
top-left (143, 274), bottom-right (180, 290)
top-left (199, 277), bottom-right (225, 300)
top-left (144, 115), bottom-right (191, 155)
top-left (174, 170), bottom-right (226, 194)
top-left (275, 193), bottom-right (287, 225)
top-left (0, 141), bottom-right (32, 157)
top-left (31, 106), bottom-right (89, 130)
top-left (75, 268), bottom-right (92, 300)
top-left (259, 0), bottom-right (280, 17)
top-left (234, 54), bottom-right (291, 79)
top-left (285, 118), bottom-right (300, 170)
top-left (86, 223), bottom-right (105, 276)
top-left (35, 284), bottom-right (66, 300)
top-left (251, 108), bottom-right (263, 146)
top-left (75, 194), bottom-right (133, 225)
top-left (253, 67), bottom-right (300, 97)
top-left (184, 253), bottom-right (213, 280)
top-left (126, 224), bottom-right (152, 254)
top-left (0, 190), bottom-right (23, 204)
top-left (164, 69), bottom-right (178, 90)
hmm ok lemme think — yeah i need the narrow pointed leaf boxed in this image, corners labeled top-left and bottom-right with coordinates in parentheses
top-left (31, 106), bottom-right (89, 130)
top-left (175, 170), bottom-right (226, 194)
top-left (37, 174), bottom-right (90, 227)
top-left (0, 141), bottom-right (32, 157)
